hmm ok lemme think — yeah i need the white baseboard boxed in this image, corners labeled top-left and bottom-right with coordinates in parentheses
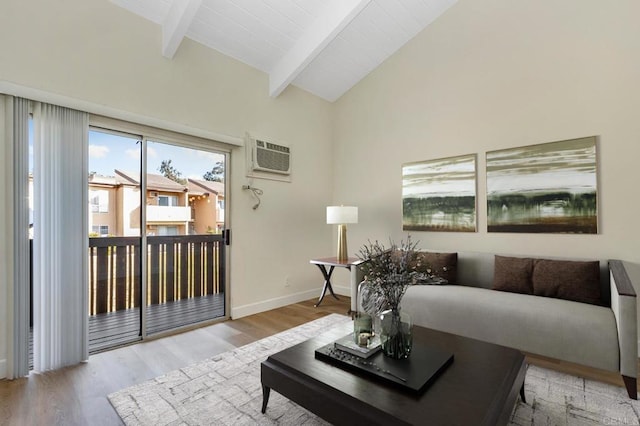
top-left (0, 359), bottom-right (6, 379)
top-left (332, 284), bottom-right (350, 297)
top-left (231, 285), bottom-right (351, 319)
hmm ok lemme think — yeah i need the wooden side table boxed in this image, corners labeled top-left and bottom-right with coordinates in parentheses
top-left (309, 257), bottom-right (364, 313)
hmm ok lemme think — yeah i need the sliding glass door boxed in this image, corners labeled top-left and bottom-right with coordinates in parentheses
top-left (86, 129), bottom-right (227, 352)
top-left (144, 140), bottom-right (226, 335)
top-left (88, 129), bottom-right (143, 352)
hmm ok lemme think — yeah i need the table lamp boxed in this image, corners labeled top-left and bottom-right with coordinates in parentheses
top-left (327, 206), bottom-right (358, 261)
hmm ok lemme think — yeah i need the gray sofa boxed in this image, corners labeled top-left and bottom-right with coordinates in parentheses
top-left (397, 251), bottom-right (638, 399)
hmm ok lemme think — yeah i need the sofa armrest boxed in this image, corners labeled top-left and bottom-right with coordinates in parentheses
top-left (609, 260), bottom-right (638, 379)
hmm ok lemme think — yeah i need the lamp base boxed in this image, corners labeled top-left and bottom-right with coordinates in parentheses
top-left (337, 224), bottom-right (348, 262)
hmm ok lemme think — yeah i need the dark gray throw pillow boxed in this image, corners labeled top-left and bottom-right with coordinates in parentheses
top-left (532, 259), bottom-right (601, 305)
top-left (492, 255), bottom-right (534, 294)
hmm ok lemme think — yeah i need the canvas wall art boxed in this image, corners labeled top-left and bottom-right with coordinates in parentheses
top-left (486, 136), bottom-right (598, 234)
top-left (402, 154), bottom-right (477, 232)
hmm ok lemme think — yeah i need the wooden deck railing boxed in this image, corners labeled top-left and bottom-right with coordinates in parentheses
top-left (88, 234), bottom-right (225, 315)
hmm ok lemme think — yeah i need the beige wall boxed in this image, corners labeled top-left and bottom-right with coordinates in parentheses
top-left (0, 0), bottom-right (334, 375)
top-left (333, 0), bottom-right (640, 266)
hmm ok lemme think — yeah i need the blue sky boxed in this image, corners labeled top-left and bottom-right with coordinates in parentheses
top-left (27, 123), bottom-right (225, 180)
top-left (88, 130), bottom-right (225, 180)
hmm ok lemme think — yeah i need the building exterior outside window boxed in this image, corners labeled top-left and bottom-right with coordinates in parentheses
top-left (81, 170), bottom-right (225, 237)
top-left (89, 189), bottom-right (109, 213)
top-left (91, 225), bottom-right (109, 236)
top-left (158, 195), bottom-right (178, 207)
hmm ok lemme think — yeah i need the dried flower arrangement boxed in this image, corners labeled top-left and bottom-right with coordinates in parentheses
top-left (358, 237), bottom-right (415, 311)
top-left (357, 236), bottom-right (449, 315)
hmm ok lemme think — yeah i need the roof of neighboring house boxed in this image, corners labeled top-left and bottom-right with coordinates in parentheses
top-left (115, 170), bottom-right (187, 192)
top-left (187, 178), bottom-right (225, 196)
top-left (88, 173), bottom-right (118, 187)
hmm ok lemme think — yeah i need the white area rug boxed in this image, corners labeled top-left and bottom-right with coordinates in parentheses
top-left (109, 314), bottom-right (640, 425)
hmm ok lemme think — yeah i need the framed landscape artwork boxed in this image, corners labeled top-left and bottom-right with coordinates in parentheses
top-left (486, 136), bottom-right (598, 234)
top-left (402, 154), bottom-right (477, 232)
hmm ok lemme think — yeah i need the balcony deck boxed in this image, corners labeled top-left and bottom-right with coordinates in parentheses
top-left (28, 234), bottom-right (226, 367)
top-left (89, 293), bottom-right (226, 353)
top-left (29, 293), bottom-right (225, 368)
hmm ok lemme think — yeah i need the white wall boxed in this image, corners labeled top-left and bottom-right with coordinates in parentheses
top-left (333, 0), bottom-right (640, 265)
top-left (0, 0), bottom-right (334, 377)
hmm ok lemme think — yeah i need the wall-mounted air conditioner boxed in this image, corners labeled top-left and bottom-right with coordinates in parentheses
top-left (249, 135), bottom-right (291, 175)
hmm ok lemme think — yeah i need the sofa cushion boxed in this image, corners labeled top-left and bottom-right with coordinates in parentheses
top-left (492, 255), bottom-right (534, 294)
top-left (414, 252), bottom-right (457, 284)
top-left (401, 285), bottom-right (618, 372)
top-left (532, 259), bottom-right (601, 305)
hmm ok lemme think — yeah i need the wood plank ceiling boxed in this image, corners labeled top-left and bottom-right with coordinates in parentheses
top-left (111, 0), bottom-right (458, 102)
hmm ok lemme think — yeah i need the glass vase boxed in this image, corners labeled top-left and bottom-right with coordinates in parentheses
top-left (379, 308), bottom-right (412, 359)
top-left (353, 312), bottom-right (373, 344)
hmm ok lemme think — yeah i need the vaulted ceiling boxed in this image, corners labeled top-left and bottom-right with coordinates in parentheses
top-left (111, 0), bottom-right (458, 102)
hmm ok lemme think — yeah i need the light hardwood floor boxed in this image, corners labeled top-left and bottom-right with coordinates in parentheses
top-left (0, 296), bottom-right (634, 425)
top-left (0, 298), bottom-right (350, 426)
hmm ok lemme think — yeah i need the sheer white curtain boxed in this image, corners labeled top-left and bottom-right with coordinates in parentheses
top-left (11, 97), bottom-right (31, 378)
top-left (32, 102), bottom-right (89, 371)
top-left (1, 95), bottom-right (31, 379)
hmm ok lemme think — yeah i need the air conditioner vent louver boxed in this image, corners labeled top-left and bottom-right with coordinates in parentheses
top-left (252, 138), bottom-right (291, 175)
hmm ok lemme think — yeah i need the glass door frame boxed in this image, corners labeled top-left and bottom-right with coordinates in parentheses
top-left (141, 138), bottom-right (230, 338)
top-left (88, 116), bottom-right (231, 346)
top-left (87, 122), bottom-right (145, 354)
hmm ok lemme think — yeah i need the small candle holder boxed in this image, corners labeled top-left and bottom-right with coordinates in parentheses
top-left (357, 332), bottom-right (372, 347)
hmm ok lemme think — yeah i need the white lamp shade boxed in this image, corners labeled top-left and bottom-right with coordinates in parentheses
top-left (327, 206), bottom-right (358, 224)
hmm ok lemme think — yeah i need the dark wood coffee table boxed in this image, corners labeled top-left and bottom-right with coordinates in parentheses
top-left (261, 322), bottom-right (526, 426)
